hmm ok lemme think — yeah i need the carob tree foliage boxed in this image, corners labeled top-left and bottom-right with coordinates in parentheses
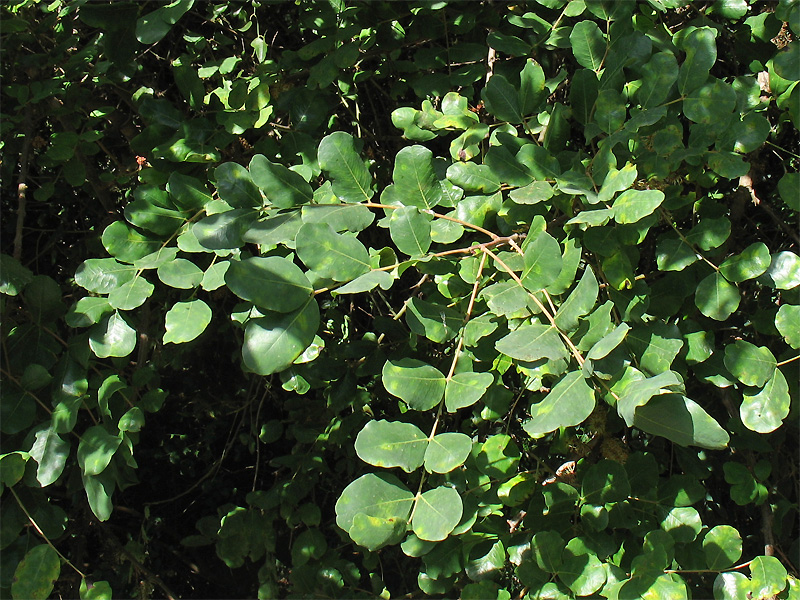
top-left (1, 0), bottom-right (798, 598)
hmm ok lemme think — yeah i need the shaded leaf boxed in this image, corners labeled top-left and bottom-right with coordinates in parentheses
top-left (318, 132), bottom-right (373, 203)
top-left (226, 256), bottom-right (313, 313)
top-left (296, 222), bottom-right (370, 282)
top-left (633, 394), bottom-right (729, 449)
top-left (524, 372), bottom-right (595, 437)
top-left (11, 544), bottom-right (60, 600)
top-left (249, 154), bottom-right (313, 208)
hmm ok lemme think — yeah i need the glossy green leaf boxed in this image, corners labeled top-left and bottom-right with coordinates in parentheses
top-left (89, 312), bottom-right (137, 358)
top-left (445, 371), bottom-right (494, 412)
top-left (749, 556), bottom-right (788, 599)
top-left (481, 74), bottom-right (523, 124)
top-left (723, 340), bottom-right (776, 388)
top-left (193, 208), bottom-right (259, 250)
top-left (627, 323), bottom-right (684, 375)
top-left (412, 486), bottom-right (462, 542)
top-left (335, 473), bottom-right (414, 550)
top-left (215, 161), bottom-right (262, 208)
top-left (638, 51), bottom-right (679, 108)
top-left (333, 270), bottom-right (394, 295)
top-left (136, 0), bottom-right (193, 44)
top-left (242, 298), bottom-right (318, 375)
top-left (157, 258), bottom-right (203, 289)
top-left (524, 372), bottom-right (595, 438)
top-left (558, 552), bottom-right (606, 596)
top-left (406, 297), bottom-right (461, 343)
top-left (695, 272), bottom-right (740, 321)
top-left (485, 145), bottom-right (534, 187)
top-left (633, 394), bottom-right (729, 449)
top-left (686, 217), bottom-right (731, 251)
top-left (582, 459), bottom-right (630, 504)
top-left (119, 407), bottom-right (145, 433)
top-left (201, 261), bottom-right (230, 291)
top-left (382, 359), bottom-right (446, 411)
top-left (703, 525), bottom-right (742, 570)
top-left (777, 172), bottom-right (800, 212)
top-left (29, 426), bottom-right (69, 487)
top-left (570, 20), bottom-right (606, 70)
top-left (389, 206), bottom-right (432, 256)
top-left (249, 154), bottom-right (313, 208)
top-left (587, 323), bottom-right (629, 360)
top-left (124, 198), bottom-right (186, 237)
top-left (719, 243), bottom-right (771, 282)
top-left (521, 230), bottom-right (563, 292)
top-left (355, 420), bottom-right (428, 473)
top-left (301, 202), bottom-right (375, 233)
top-left (318, 131), bottom-right (373, 203)
top-left (616, 369), bottom-right (684, 426)
top-left (759, 251), bottom-right (800, 289)
top-left (446, 162), bottom-right (500, 193)
top-left (107, 277), bottom-right (154, 311)
top-left (475, 434), bottom-right (520, 479)
top-left (495, 323), bottom-right (568, 362)
top-left (101, 221), bottom-right (162, 264)
top-left (713, 572), bottom-right (751, 600)
top-left (11, 544), bottom-right (60, 600)
top-left (519, 59), bottom-right (546, 114)
top-left (613, 189), bottom-right (665, 224)
top-left (677, 27), bottom-right (717, 95)
top-left (741, 368), bottom-right (790, 434)
top-left (66, 296), bottom-right (113, 327)
top-left (77, 425), bottom-right (122, 476)
top-left (296, 222), bottom-right (370, 282)
top-left (775, 304), bottom-right (800, 348)
top-left (532, 531), bottom-right (565, 572)
top-left (133, 246), bottom-right (179, 270)
top-left (390, 145), bottom-right (444, 209)
top-left (554, 267), bottom-right (598, 332)
top-left (226, 256), bottom-right (313, 313)
top-left (510, 181), bottom-right (553, 205)
top-left (424, 433), bottom-right (472, 474)
top-left (163, 299), bottom-right (212, 344)
top-left (465, 539), bottom-right (506, 582)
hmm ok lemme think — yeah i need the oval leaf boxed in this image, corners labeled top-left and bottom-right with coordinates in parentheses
top-left (355, 420), bottom-right (428, 473)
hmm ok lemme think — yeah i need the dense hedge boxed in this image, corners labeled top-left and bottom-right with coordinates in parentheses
top-left (1, 1), bottom-right (798, 598)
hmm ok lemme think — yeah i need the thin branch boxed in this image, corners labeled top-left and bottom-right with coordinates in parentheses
top-left (13, 105), bottom-right (34, 261)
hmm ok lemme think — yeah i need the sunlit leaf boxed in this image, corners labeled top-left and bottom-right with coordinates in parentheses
top-left (523, 372), bottom-right (595, 437)
top-left (355, 420), bottom-right (427, 473)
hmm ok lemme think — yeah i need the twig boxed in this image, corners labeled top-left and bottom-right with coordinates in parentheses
top-left (13, 105), bottom-right (33, 261)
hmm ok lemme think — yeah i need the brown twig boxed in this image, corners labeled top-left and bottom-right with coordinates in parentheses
top-left (13, 106), bottom-right (34, 261)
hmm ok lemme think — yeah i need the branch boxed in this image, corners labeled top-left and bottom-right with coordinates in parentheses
top-left (13, 106), bottom-right (34, 261)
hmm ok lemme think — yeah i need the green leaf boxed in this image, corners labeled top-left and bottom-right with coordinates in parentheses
top-left (335, 473), bottom-right (414, 550)
top-left (135, 0), bottom-right (193, 44)
top-left (157, 258), bottom-right (203, 289)
top-left (476, 434), bottom-right (520, 479)
top-left (133, 246), bottom-right (179, 270)
top-left (201, 261), bottom-right (230, 291)
top-left (107, 277), bottom-right (154, 311)
top-left (638, 51), bottom-right (679, 108)
top-left (695, 272), bottom-right (740, 321)
top-left (301, 202), bottom-right (375, 233)
top-left (481, 74), bottom-right (523, 124)
top-left (249, 155), bottom-right (313, 208)
top-left (684, 80), bottom-right (737, 125)
top-left (318, 132), bottom-right (373, 203)
top-left (531, 531), bottom-right (565, 572)
top-left (521, 231), bottom-right (563, 292)
top-left (612, 189), bottom-right (665, 224)
top-left (723, 340), bottom-right (776, 388)
top-left (587, 323), bottom-right (629, 360)
top-left (777, 172), bottom-right (800, 212)
top-left (77, 425), bottom-right (122, 476)
top-left (713, 572), bottom-right (752, 600)
top-left (627, 323), bottom-right (684, 375)
top-left (0, 253), bottom-right (33, 296)
top-left (390, 145), bottom-right (445, 209)
top-left (633, 394), bottom-right (729, 449)
top-left (424, 433), bottom-right (472, 474)
top-left (226, 257), bottom-right (313, 313)
top-left (167, 171), bottom-right (212, 211)
top-left (774, 41), bottom-right (800, 80)
top-left (445, 371), bottom-right (494, 412)
top-left (163, 299), bottom-right (212, 344)
top-left (481, 281), bottom-right (529, 317)
top-left (582, 459), bottom-right (630, 504)
top-left (215, 162), bottom-right (262, 208)
top-left (333, 270), bottom-right (394, 295)
top-left (554, 267), bottom-right (598, 332)
top-left (616, 369), bottom-right (684, 426)
top-left (749, 556), bottom-right (788, 599)
top-left (741, 368), bottom-right (791, 434)
top-left (775, 304), bottom-right (800, 348)
top-left (570, 21), bottom-right (606, 71)
top-left (406, 297), bottom-right (461, 343)
top-left (412, 486), bottom-right (462, 542)
top-left (29, 426), bottom-right (69, 487)
top-left (354, 420), bottom-right (428, 473)
top-left (193, 209), bottom-right (259, 250)
top-left (594, 89), bottom-right (626, 133)
top-left (524, 372), bottom-right (595, 438)
top-left (686, 217), bottom-right (731, 251)
top-left (510, 181), bottom-right (554, 205)
top-left (242, 298), bottom-right (319, 375)
top-left (485, 145), bottom-right (534, 187)
top-left (597, 163), bottom-right (637, 204)
top-left (119, 407), bottom-right (145, 433)
top-left (759, 251), bottom-right (800, 289)
top-left (520, 59), bottom-right (546, 114)
top-left (558, 552), bottom-right (606, 596)
top-left (11, 544), bottom-right (61, 600)
top-left (101, 221), bottom-right (162, 263)
top-left (89, 312), bottom-right (137, 358)
top-left (382, 359), bottom-right (446, 411)
top-left (703, 525), bottom-right (742, 570)
top-left (0, 451), bottom-right (29, 488)
top-left (296, 222), bottom-right (370, 282)
top-left (79, 579), bottom-right (112, 600)
top-left (446, 162), bottom-right (500, 194)
top-left (495, 323), bottom-right (568, 363)
top-left (389, 206), bottom-right (432, 256)
top-left (719, 243), bottom-right (771, 282)
top-left (677, 27), bottom-right (717, 95)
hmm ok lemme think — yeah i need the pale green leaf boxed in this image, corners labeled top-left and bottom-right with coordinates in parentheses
top-left (703, 525), bottom-right (742, 570)
top-left (412, 486), bottom-right (462, 542)
top-left (723, 340), bottom-right (776, 388)
top-left (570, 20), bottom-right (606, 70)
top-left (695, 272), bottom-right (740, 320)
top-left (389, 206), bottom-right (432, 256)
top-left (633, 394), bottom-right (729, 449)
top-left (523, 372), bottom-right (595, 437)
top-left (495, 323), bottom-right (568, 362)
top-left (355, 420), bottom-right (428, 473)
top-left (554, 267), bottom-right (598, 332)
top-left (11, 544), bottom-right (61, 600)
top-left (29, 426), bottom-right (69, 487)
top-left (382, 358), bottom-right (446, 411)
top-left (424, 432), bottom-right (472, 474)
top-left (445, 371), bottom-right (494, 412)
top-left (163, 299), bottom-right (212, 344)
top-left (89, 312), bottom-right (137, 358)
top-left (741, 368), bottom-right (791, 434)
